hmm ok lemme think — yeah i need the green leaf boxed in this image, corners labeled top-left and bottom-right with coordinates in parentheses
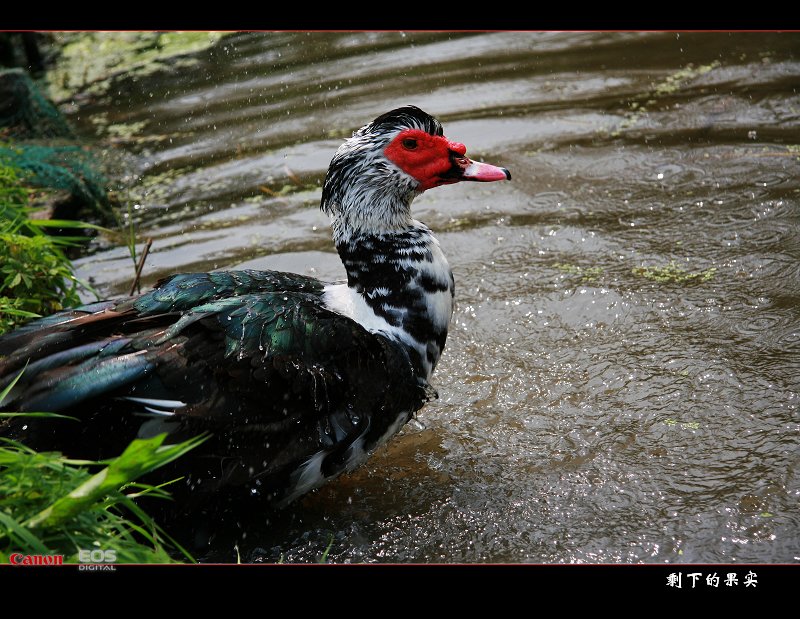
top-left (25, 433), bottom-right (208, 530)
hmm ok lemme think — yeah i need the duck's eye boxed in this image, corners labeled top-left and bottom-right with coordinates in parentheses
top-left (402, 138), bottom-right (418, 150)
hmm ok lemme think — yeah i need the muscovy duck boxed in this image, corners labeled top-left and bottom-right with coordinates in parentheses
top-left (0, 106), bottom-right (510, 508)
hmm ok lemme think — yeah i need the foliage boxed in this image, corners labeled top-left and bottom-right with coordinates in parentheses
top-left (0, 160), bottom-right (100, 334)
top-left (0, 434), bottom-right (203, 564)
top-left (0, 234), bottom-right (82, 331)
top-left (0, 371), bottom-right (205, 564)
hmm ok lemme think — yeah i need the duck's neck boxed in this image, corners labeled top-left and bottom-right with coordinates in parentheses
top-left (324, 220), bottom-right (454, 382)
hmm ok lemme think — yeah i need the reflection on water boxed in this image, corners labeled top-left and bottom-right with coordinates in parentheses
top-left (69, 32), bottom-right (800, 563)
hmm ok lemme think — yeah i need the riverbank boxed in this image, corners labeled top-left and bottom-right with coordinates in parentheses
top-left (0, 32), bottom-right (227, 333)
top-left (0, 155), bottom-right (93, 334)
top-left (0, 33), bottom-right (229, 564)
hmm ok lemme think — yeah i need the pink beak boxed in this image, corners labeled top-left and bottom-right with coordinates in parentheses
top-left (461, 160), bottom-right (511, 182)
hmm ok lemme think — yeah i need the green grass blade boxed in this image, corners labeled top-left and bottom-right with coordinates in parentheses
top-left (25, 433), bottom-right (208, 530)
top-left (319, 533), bottom-right (334, 563)
top-left (0, 366), bottom-right (27, 405)
top-left (0, 308), bottom-right (41, 318)
top-left (0, 511), bottom-right (49, 553)
top-left (0, 412), bottom-right (81, 422)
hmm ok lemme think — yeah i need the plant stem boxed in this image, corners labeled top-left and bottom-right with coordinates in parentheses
top-left (129, 237), bottom-right (152, 296)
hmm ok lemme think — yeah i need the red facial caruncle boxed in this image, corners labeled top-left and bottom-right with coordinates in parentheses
top-left (384, 128), bottom-right (510, 191)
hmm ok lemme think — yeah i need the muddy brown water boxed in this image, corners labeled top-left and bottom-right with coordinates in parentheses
top-left (64, 32), bottom-right (799, 562)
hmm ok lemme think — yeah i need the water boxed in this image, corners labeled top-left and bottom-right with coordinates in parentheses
top-left (65, 32), bottom-right (799, 563)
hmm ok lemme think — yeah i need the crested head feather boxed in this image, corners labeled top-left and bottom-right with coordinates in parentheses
top-left (357, 105), bottom-right (444, 138)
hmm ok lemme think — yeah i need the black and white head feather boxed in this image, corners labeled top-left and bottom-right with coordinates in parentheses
top-left (321, 106), bottom-right (444, 245)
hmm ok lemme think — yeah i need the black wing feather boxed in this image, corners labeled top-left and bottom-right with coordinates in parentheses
top-left (0, 270), bottom-right (428, 507)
